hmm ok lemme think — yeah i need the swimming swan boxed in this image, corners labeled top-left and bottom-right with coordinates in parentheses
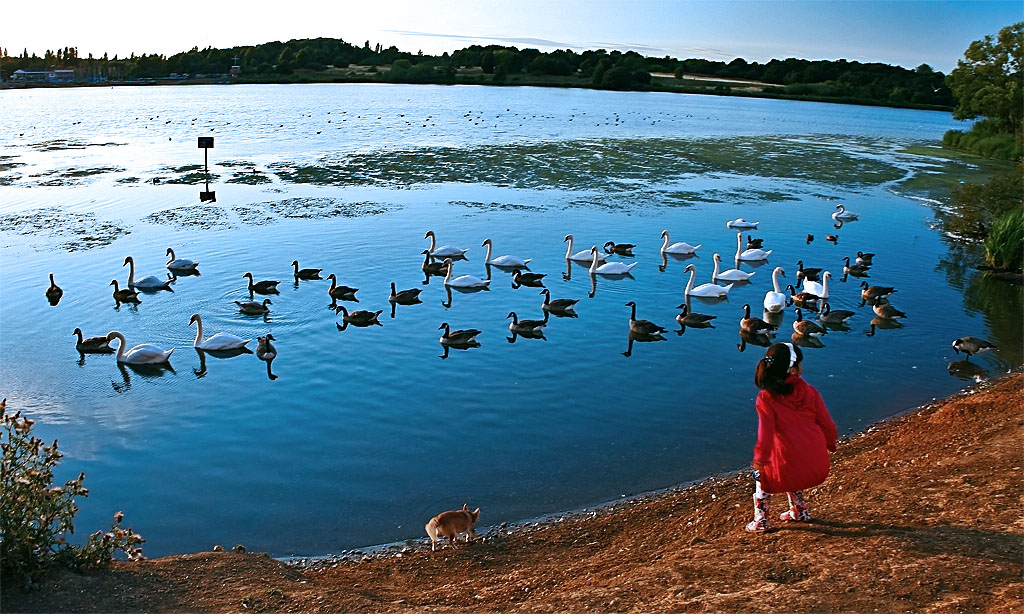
top-left (443, 259), bottom-right (490, 288)
top-left (726, 218), bottom-right (759, 229)
top-left (832, 204), bottom-right (859, 221)
top-left (763, 267), bottom-right (787, 313)
top-left (712, 252), bottom-right (755, 281)
top-left (189, 313), bottom-right (251, 351)
top-left (565, 234), bottom-right (608, 262)
top-left (106, 331), bottom-right (174, 364)
top-left (483, 238), bottom-right (531, 267)
top-left (589, 247), bottom-right (637, 275)
top-left (802, 270), bottom-right (831, 299)
top-left (424, 230), bottom-right (469, 258)
top-left (683, 264), bottom-right (732, 298)
top-left (165, 248), bottom-right (199, 271)
top-left (734, 231), bottom-right (772, 261)
top-left (660, 229), bottom-right (701, 255)
top-left (123, 256), bottom-right (172, 290)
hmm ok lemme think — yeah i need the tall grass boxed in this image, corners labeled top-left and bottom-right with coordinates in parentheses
top-left (943, 125), bottom-right (1023, 162)
top-left (984, 207), bottom-right (1024, 272)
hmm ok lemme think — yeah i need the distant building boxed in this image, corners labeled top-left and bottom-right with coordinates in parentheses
top-left (229, 65), bottom-right (241, 77)
top-left (11, 69), bottom-right (77, 83)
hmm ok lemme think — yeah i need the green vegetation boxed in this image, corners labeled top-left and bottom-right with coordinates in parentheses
top-left (984, 206), bottom-right (1024, 272)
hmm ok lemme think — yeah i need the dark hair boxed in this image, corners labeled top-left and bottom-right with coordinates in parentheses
top-left (754, 342), bottom-right (803, 395)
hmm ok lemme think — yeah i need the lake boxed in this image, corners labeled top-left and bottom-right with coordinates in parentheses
top-left (0, 84), bottom-right (1018, 557)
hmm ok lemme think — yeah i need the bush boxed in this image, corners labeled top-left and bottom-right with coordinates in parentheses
top-left (984, 207), bottom-right (1024, 272)
top-left (943, 125), bottom-right (1023, 162)
top-left (1, 399), bottom-right (144, 588)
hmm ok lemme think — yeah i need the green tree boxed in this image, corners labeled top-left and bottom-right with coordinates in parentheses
top-left (947, 22), bottom-right (1023, 134)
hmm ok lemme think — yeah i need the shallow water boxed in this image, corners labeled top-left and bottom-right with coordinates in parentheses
top-left (0, 84), bottom-right (1018, 557)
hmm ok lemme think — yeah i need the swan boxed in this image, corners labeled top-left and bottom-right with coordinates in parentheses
top-left (763, 267), bottom-right (787, 313)
top-left (389, 282), bottom-right (422, 304)
top-left (726, 218), bottom-right (759, 229)
top-left (165, 248), bottom-right (199, 272)
top-left (734, 232), bottom-right (772, 261)
top-left (625, 301), bottom-right (666, 336)
top-left (106, 331), bottom-right (174, 364)
top-left (256, 334), bottom-right (277, 361)
top-left (802, 271), bottom-right (831, 299)
top-left (683, 264), bottom-right (732, 298)
top-left (712, 252), bottom-right (755, 281)
top-left (424, 230), bottom-right (469, 258)
top-left (507, 311), bottom-right (547, 333)
top-left (660, 229), bottom-right (701, 255)
top-left (109, 279), bottom-right (141, 303)
top-left (438, 322), bottom-right (481, 346)
top-left (235, 298), bottom-right (272, 315)
top-left (565, 234), bottom-right (608, 262)
top-left (482, 238), bottom-right (531, 267)
top-left (675, 304), bottom-right (717, 327)
top-left (443, 259), bottom-right (490, 288)
top-left (73, 328), bottom-right (113, 353)
top-left (832, 204), bottom-right (859, 221)
top-left (292, 260), bottom-right (322, 279)
top-left (740, 303), bottom-right (776, 335)
top-left (189, 313), bottom-right (250, 351)
top-left (243, 272), bottom-right (280, 294)
top-left (793, 308), bottom-right (827, 337)
top-left (123, 256), bottom-right (172, 290)
top-left (540, 289), bottom-right (579, 315)
top-left (45, 273), bottom-right (63, 301)
top-left (589, 247), bottom-right (637, 275)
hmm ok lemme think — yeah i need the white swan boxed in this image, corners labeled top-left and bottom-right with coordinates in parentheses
top-left (564, 234), bottom-right (607, 262)
top-left (165, 248), bottom-right (199, 271)
top-left (106, 331), bottom-right (174, 364)
top-left (443, 259), bottom-right (490, 288)
top-left (763, 267), bottom-right (787, 313)
top-left (683, 264), bottom-right (732, 298)
top-left (123, 256), bottom-right (172, 289)
top-left (589, 247), bottom-right (637, 275)
top-left (726, 218), bottom-right (759, 229)
top-left (189, 313), bottom-right (250, 351)
top-left (734, 231), bottom-right (772, 261)
top-left (424, 230), bottom-right (469, 258)
top-left (712, 252), bottom-right (755, 281)
top-left (660, 229), bottom-right (701, 255)
top-left (482, 238), bottom-right (531, 267)
top-left (832, 204), bottom-right (859, 221)
top-left (802, 270), bottom-right (831, 299)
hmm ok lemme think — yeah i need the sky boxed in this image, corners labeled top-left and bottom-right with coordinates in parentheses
top-left (4, 0), bottom-right (1021, 72)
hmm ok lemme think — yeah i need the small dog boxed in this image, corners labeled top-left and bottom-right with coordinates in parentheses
top-left (425, 504), bottom-right (480, 551)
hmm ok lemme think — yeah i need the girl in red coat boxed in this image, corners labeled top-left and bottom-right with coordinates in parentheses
top-left (746, 342), bottom-right (837, 533)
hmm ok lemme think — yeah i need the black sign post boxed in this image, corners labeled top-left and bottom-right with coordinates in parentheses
top-left (198, 137), bottom-right (215, 202)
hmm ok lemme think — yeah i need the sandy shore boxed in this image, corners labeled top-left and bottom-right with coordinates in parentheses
top-left (4, 371), bottom-right (1022, 613)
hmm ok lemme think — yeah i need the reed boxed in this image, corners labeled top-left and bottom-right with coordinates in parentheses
top-left (983, 206), bottom-right (1024, 272)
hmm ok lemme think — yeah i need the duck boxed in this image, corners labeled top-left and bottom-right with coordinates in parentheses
top-left (336, 306), bottom-right (383, 327)
top-left (291, 260), bottom-right (322, 280)
top-left (684, 264), bottom-right (732, 298)
top-left (832, 204), bottom-right (859, 221)
top-left (540, 289), bottom-right (579, 315)
top-left (189, 313), bottom-right (250, 351)
top-left (443, 259), bottom-right (490, 288)
top-left (106, 331), bottom-right (174, 364)
top-left (859, 281), bottom-right (897, 301)
top-left (256, 334), bottom-right (277, 361)
top-left (590, 247), bottom-right (637, 275)
top-left (123, 256), bottom-right (172, 290)
top-left (785, 284), bottom-right (821, 310)
top-left (951, 336), bottom-right (995, 359)
top-left (734, 231), bottom-right (771, 261)
top-left (660, 229), bottom-right (701, 255)
top-left (726, 218), bottom-right (759, 229)
top-left (438, 322), bottom-right (481, 346)
top-left (763, 267), bottom-right (787, 313)
top-left (740, 303), bottom-right (776, 335)
top-left (818, 304), bottom-right (856, 325)
top-left (712, 252), bottom-right (755, 281)
top-left (856, 251), bottom-right (875, 266)
top-left (511, 269), bottom-right (546, 287)
top-left (388, 282), bottom-right (422, 304)
top-left (603, 241), bottom-right (635, 256)
top-left (802, 271), bottom-right (831, 299)
top-left (792, 308), bottom-right (827, 337)
top-left (746, 235), bottom-right (764, 249)
top-left (806, 234), bottom-right (814, 244)
top-left (235, 298), bottom-right (272, 315)
top-left (421, 250), bottom-right (449, 275)
top-left (483, 238), bottom-right (531, 267)
top-left (795, 260), bottom-right (822, 282)
top-left (625, 301), bottom-right (666, 336)
top-left (72, 328), bottom-right (114, 353)
top-left (675, 304), bottom-right (717, 327)
top-left (109, 279), bottom-right (141, 303)
top-left (872, 297), bottom-right (906, 319)
top-left (507, 311), bottom-right (547, 333)
top-left (842, 256), bottom-right (870, 277)
top-left (243, 272), bottom-right (280, 294)
top-left (825, 234), bottom-right (839, 244)
top-left (565, 235), bottom-right (608, 261)
top-left (326, 273), bottom-right (359, 300)
top-left (424, 230), bottom-right (469, 259)
top-left (165, 248), bottom-right (199, 272)
top-left (45, 273), bottom-right (64, 302)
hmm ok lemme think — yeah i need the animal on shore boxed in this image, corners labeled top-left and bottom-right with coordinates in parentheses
top-left (425, 504), bottom-right (480, 551)
top-left (952, 337), bottom-right (995, 359)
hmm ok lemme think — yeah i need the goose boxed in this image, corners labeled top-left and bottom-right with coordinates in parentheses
top-left (565, 235), bottom-right (608, 262)
top-left (872, 297), bottom-right (906, 319)
top-left (856, 251), bottom-right (875, 266)
top-left (842, 256), bottom-right (870, 277)
top-left (859, 281), bottom-right (897, 301)
top-left (603, 241), bottom-right (635, 256)
top-left (762, 267), bottom-right (787, 313)
top-left (952, 336), bottom-right (995, 359)
top-left (795, 261), bottom-right (822, 282)
top-left (660, 229), bottom-right (701, 255)
top-left (45, 273), bottom-right (63, 301)
top-left (806, 234), bottom-right (814, 244)
top-left (792, 308), bottom-right (827, 337)
top-left (123, 256), bottom-right (172, 290)
top-left (540, 289), bottom-right (579, 314)
top-left (734, 231), bottom-right (771, 261)
top-left (625, 301), bottom-right (666, 336)
top-left (109, 279), bottom-right (141, 303)
top-left (511, 269), bottom-right (546, 287)
top-left (326, 274), bottom-right (359, 300)
top-left (388, 282), bottom-right (422, 304)
top-left (712, 252), bottom-right (755, 281)
top-left (438, 322), bottom-right (481, 346)
top-left (785, 284), bottom-right (821, 309)
top-left (825, 234), bottom-right (839, 244)
top-left (483, 238), bottom-right (531, 267)
top-left (590, 247), bottom-right (637, 275)
top-left (189, 313), bottom-right (250, 351)
top-left (72, 328), bottom-right (113, 353)
top-left (746, 235), bottom-right (764, 249)
top-left (675, 304), bottom-right (717, 327)
top-left (243, 272), bottom-right (280, 294)
top-left (684, 264), bottom-right (733, 298)
top-left (443, 259), bottom-right (490, 288)
top-left (726, 218), bottom-right (759, 229)
top-left (424, 230), bottom-right (469, 258)
top-left (291, 260), bottom-right (322, 280)
top-left (802, 271), bottom-right (831, 299)
top-left (832, 204), bottom-right (859, 221)
top-left (235, 298), bottom-right (272, 315)
top-left (507, 311), bottom-right (547, 333)
top-left (336, 306), bottom-right (383, 327)
top-left (256, 334), bottom-right (277, 361)
top-left (106, 331), bottom-right (174, 364)
top-left (818, 304), bottom-right (856, 325)
top-left (421, 250), bottom-right (449, 275)
top-left (165, 248), bottom-right (199, 272)
top-left (740, 303), bottom-right (776, 335)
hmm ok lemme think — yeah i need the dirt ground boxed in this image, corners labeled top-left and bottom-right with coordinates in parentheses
top-left (4, 372), bottom-right (1022, 613)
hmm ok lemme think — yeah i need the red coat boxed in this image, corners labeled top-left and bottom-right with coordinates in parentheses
top-left (753, 375), bottom-right (837, 494)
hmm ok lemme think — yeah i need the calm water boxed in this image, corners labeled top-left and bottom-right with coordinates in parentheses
top-left (0, 84), bottom-right (1018, 557)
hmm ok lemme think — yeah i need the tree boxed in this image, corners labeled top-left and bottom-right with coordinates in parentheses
top-left (947, 22), bottom-right (1023, 134)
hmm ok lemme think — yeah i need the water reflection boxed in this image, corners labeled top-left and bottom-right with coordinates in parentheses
top-left (112, 362), bottom-right (176, 393)
top-left (947, 360), bottom-right (988, 382)
top-left (193, 347), bottom-right (252, 378)
top-left (622, 330), bottom-right (666, 357)
top-left (737, 330), bottom-right (772, 352)
top-left (256, 334), bottom-right (278, 380)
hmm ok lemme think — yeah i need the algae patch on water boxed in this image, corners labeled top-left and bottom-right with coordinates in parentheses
top-left (144, 206), bottom-right (232, 230)
top-left (0, 207), bottom-right (128, 251)
top-left (29, 166), bottom-right (126, 187)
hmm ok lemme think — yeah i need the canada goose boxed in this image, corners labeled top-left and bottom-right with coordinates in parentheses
top-left (72, 328), bottom-right (114, 353)
top-left (785, 284), bottom-right (821, 310)
top-left (792, 308), bottom-right (827, 337)
top-left (661, 229), bottom-right (701, 255)
top-left (818, 304), bottom-right (856, 324)
top-left (336, 306), bottom-right (383, 327)
top-left (740, 303), bottom-right (777, 335)
top-left (825, 234), bottom-right (839, 244)
top-left (235, 298), bottom-right (272, 315)
top-left (872, 297), bottom-right (906, 319)
top-left (842, 256), bottom-right (870, 277)
top-left (712, 252), bottom-right (755, 281)
top-left (165, 248), bottom-right (199, 271)
top-left (256, 334), bottom-right (277, 361)
top-left (675, 303), bottom-right (717, 327)
top-left (735, 231), bottom-right (771, 261)
top-left (540, 289), bottom-right (579, 314)
top-left (424, 230), bottom-right (469, 258)
top-left (109, 279), bottom-right (141, 303)
top-left (832, 204), bottom-right (859, 221)
top-left (603, 241), bottom-right (635, 256)
top-left (746, 235), bottom-right (764, 249)
top-left (795, 261), bottom-right (822, 282)
top-left (326, 273), bottom-right (359, 299)
top-left (684, 264), bottom-right (732, 298)
top-left (105, 331), bottom-right (174, 364)
top-left (388, 282), bottom-right (422, 304)
top-left (291, 260), bottom-right (322, 280)
top-left (763, 267), bottom-right (787, 313)
top-left (189, 313), bottom-right (250, 351)
top-left (859, 281), bottom-right (896, 301)
top-left (507, 311), bottom-right (547, 333)
top-left (482, 238), bottom-right (531, 267)
top-left (726, 218), bottom-right (759, 229)
top-left (856, 251), bottom-right (875, 265)
top-left (45, 273), bottom-right (63, 302)
top-left (123, 256), bottom-right (172, 290)
top-left (421, 250), bottom-right (448, 275)
top-left (589, 247), bottom-right (637, 275)
top-left (952, 336), bottom-right (995, 358)
top-left (443, 259), bottom-right (490, 288)
top-left (565, 235), bottom-right (609, 262)
top-left (243, 272), bottom-right (280, 294)
top-left (806, 234), bottom-right (814, 244)
top-left (625, 301), bottom-right (666, 336)
top-left (511, 269), bottom-right (546, 287)
top-left (438, 322), bottom-right (481, 346)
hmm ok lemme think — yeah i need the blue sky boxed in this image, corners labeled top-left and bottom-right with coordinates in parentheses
top-left (6, 1), bottom-right (1021, 72)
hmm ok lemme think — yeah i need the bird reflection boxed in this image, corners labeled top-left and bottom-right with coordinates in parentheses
top-left (507, 328), bottom-right (547, 343)
top-left (737, 330), bottom-right (773, 352)
top-left (193, 347), bottom-right (252, 378)
top-left (790, 332), bottom-right (825, 349)
top-left (112, 361), bottom-right (176, 393)
top-left (947, 360), bottom-right (988, 382)
top-left (257, 334), bottom-right (277, 380)
top-left (622, 330), bottom-right (665, 357)
top-left (659, 250), bottom-right (698, 272)
top-left (866, 316), bottom-right (904, 336)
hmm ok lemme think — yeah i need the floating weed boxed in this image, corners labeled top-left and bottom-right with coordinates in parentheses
top-left (165, 172), bottom-right (218, 185)
top-left (0, 207), bottom-right (128, 251)
top-left (0, 160), bottom-right (26, 173)
top-left (144, 206), bottom-right (232, 230)
top-left (227, 172), bottom-right (273, 185)
top-left (116, 177), bottom-right (141, 184)
top-left (0, 175), bottom-right (20, 186)
top-left (28, 166), bottom-right (125, 187)
top-left (264, 197), bottom-right (396, 219)
top-left (31, 139), bottom-right (121, 151)
top-left (234, 205), bottom-right (277, 226)
top-left (449, 200), bottom-right (546, 212)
